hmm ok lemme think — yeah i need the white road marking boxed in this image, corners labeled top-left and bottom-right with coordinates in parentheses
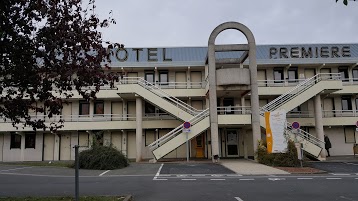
top-left (339, 195), bottom-right (357, 201)
top-left (99, 170), bottom-right (110, 176)
top-left (268, 178), bottom-right (286, 181)
top-left (355, 178), bottom-right (358, 180)
top-left (192, 174), bottom-right (206, 177)
top-left (177, 175), bottom-right (188, 177)
top-left (153, 179), bottom-right (167, 181)
top-left (297, 178), bottom-right (313, 180)
top-left (235, 197), bottom-right (244, 201)
top-left (155, 163), bottom-right (164, 177)
top-left (227, 174), bottom-right (243, 177)
top-left (210, 179), bottom-right (225, 181)
top-left (182, 179), bottom-right (196, 181)
top-left (331, 173), bottom-right (350, 176)
top-left (153, 163), bottom-right (164, 180)
top-left (239, 179), bottom-right (254, 181)
top-left (326, 178), bottom-right (342, 180)
top-left (0, 167), bottom-right (33, 172)
top-left (211, 174), bottom-right (224, 177)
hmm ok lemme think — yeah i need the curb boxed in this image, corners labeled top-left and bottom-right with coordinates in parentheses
top-left (123, 195), bottom-right (133, 201)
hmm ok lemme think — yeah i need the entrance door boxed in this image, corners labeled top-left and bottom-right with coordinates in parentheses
top-left (226, 130), bottom-right (239, 157)
top-left (60, 133), bottom-right (71, 160)
top-left (43, 134), bottom-right (55, 161)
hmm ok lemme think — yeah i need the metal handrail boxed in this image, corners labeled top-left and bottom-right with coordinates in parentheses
top-left (261, 73), bottom-right (340, 112)
top-left (217, 106), bottom-right (252, 114)
top-left (119, 77), bottom-right (201, 115)
top-left (148, 108), bottom-right (209, 150)
top-left (286, 122), bottom-right (325, 148)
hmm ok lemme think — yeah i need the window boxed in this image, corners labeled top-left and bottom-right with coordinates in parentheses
top-left (287, 68), bottom-right (298, 83)
top-left (25, 132), bottom-right (36, 149)
top-left (145, 130), bottom-right (156, 146)
top-left (79, 101), bottom-right (90, 116)
top-left (339, 67), bottom-right (349, 82)
top-left (159, 71), bottom-right (168, 85)
top-left (273, 68), bottom-right (284, 83)
top-left (341, 97), bottom-right (352, 111)
top-left (145, 71), bottom-right (155, 84)
top-left (94, 101), bottom-right (104, 115)
top-left (353, 68), bottom-right (358, 81)
top-left (344, 127), bottom-right (356, 143)
top-left (145, 102), bottom-right (156, 114)
top-left (356, 98), bottom-right (358, 111)
top-left (10, 132), bottom-right (21, 149)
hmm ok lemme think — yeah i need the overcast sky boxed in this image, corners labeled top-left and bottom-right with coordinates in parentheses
top-left (95, 0), bottom-right (358, 47)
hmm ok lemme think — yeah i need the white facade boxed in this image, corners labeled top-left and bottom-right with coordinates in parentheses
top-left (0, 43), bottom-right (358, 162)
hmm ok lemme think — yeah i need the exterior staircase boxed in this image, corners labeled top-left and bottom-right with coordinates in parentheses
top-left (117, 77), bottom-right (200, 121)
top-left (148, 109), bottom-right (210, 160)
top-left (260, 73), bottom-right (342, 159)
top-left (117, 77), bottom-right (209, 160)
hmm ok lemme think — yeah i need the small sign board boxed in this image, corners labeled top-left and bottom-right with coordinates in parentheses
top-left (183, 122), bottom-right (191, 133)
top-left (292, 121), bottom-right (300, 129)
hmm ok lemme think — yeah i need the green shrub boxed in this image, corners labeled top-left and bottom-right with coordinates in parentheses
top-left (75, 146), bottom-right (129, 170)
top-left (256, 139), bottom-right (300, 167)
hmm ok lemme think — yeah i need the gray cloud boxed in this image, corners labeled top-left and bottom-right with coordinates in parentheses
top-left (95, 0), bottom-right (358, 47)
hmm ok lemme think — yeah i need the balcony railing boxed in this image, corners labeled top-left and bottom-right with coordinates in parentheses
top-left (287, 110), bottom-right (358, 118)
top-left (0, 113), bottom-right (177, 123)
top-left (217, 106), bottom-right (252, 115)
top-left (156, 82), bottom-right (205, 89)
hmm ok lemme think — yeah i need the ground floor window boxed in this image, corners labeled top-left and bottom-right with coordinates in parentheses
top-left (344, 127), bottom-right (356, 143)
top-left (79, 101), bottom-right (90, 116)
top-left (10, 132), bottom-right (21, 149)
top-left (25, 132), bottom-right (36, 149)
top-left (94, 100), bottom-right (104, 115)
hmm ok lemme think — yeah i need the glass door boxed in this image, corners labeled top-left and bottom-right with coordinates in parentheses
top-left (226, 130), bottom-right (239, 157)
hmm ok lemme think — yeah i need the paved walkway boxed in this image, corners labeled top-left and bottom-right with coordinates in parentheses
top-left (220, 159), bottom-right (290, 175)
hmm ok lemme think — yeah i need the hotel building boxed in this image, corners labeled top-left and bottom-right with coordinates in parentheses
top-left (0, 22), bottom-right (357, 162)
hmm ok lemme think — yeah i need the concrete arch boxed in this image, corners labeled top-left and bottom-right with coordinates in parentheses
top-left (207, 22), bottom-right (261, 161)
top-left (208, 21), bottom-right (256, 47)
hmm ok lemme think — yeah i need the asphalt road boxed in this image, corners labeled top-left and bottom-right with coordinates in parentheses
top-left (0, 163), bottom-right (358, 201)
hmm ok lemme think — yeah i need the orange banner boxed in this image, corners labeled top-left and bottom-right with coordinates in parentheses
top-left (265, 112), bottom-right (273, 153)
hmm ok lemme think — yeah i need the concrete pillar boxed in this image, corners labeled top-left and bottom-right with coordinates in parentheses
top-left (20, 132), bottom-right (25, 161)
top-left (122, 100), bottom-right (127, 120)
top-left (54, 134), bottom-right (60, 161)
top-left (136, 97), bottom-right (143, 162)
top-left (220, 98), bottom-right (224, 114)
top-left (243, 129), bottom-right (248, 159)
top-left (70, 131), bottom-right (78, 160)
top-left (121, 130), bottom-right (127, 157)
top-left (187, 67), bottom-right (191, 89)
top-left (154, 68), bottom-right (159, 86)
top-left (314, 95), bottom-right (326, 159)
top-left (241, 97), bottom-right (245, 114)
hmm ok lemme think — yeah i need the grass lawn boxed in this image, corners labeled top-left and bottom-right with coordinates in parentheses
top-left (0, 161), bottom-right (73, 168)
top-left (0, 196), bottom-right (126, 201)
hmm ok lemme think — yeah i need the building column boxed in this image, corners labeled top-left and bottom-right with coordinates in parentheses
top-left (242, 129), bottom-right (248, 159)
top-left (187, 66), bottom-right (191, 89)
top-left (314, 94), bottom-right (326, 159)
top-left (121, 130), bottom-right (127, 157)
top-left (136, 97), bottom-right (143, 162)
top-left (20, 132), bottom-right (25, 161)
top-left (241, 97), bottom-right (245, 114)
top-left (54, 134), bottom-right (60, 161)
top-left (122, 100), bottom-right (127, 120)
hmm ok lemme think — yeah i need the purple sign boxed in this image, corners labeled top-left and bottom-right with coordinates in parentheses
top-left (292, 122), bottom-right (300, 129)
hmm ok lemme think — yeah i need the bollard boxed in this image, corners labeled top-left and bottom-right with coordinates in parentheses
top-left (74, 145), bottom-right (79, 201)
